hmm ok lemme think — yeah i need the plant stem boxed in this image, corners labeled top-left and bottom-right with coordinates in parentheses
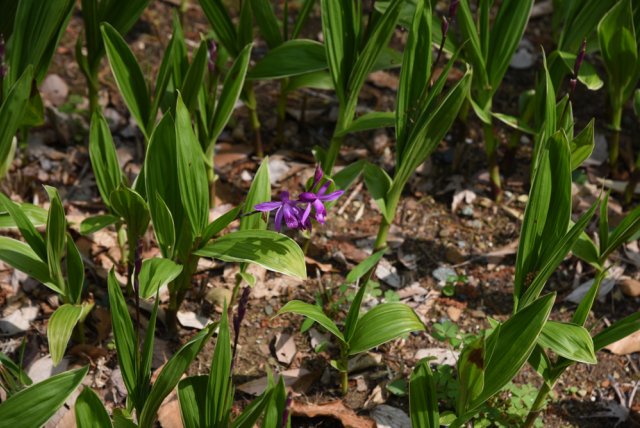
top-left (88, 77), bottom-right (99, 116)
top-left (624, 155), bottom-right (640, 204)
top-left (206, 147), bottom-right (216, 209)
top-left (323, 133), bottom-right (345, 175)
top-left (483, 121), bottom-right (502, 201)
top-left (245, 84), bottom-right (263, 158)
top-left (523, 381), bottom-right (553, 428)
top-left (609, 106), bottom-right (623, 175)
top-left (276, 79), bottom-right (288, 144)
top-left (339, 349), bottom-right (350, 395)
top-left (166, 255), bottom-right (199, 334)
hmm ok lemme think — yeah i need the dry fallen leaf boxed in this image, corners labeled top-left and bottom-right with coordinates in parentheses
top-left (176, 311), bottom-right (212, 330)
top-left (291, 400), bottom-right (376, 428)
top-left (370, 405), bottom-right (411, 428)
top-left (274, 333), bottom-right (297, 366)
top-left (414, 348), bottom-right (459, 366)
top-left (451, 189), bottom-right (476, 213)
top-left (158, 399), bottom-right (183, 428)
top-left (237, 368), bottom-right (311, 396)
top-left (606, 330), bottom-right (640, 355)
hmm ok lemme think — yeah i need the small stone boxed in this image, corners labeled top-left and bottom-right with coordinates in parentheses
top-left (460, 206), bottom-right (474, 217)
top-left (445, 245), bottom-right (466, 264)
top-left (264, 305), bottom-right (274, 316)
top-left (375, 258), bottom-right (401, 289)
top-left (274, 333), bottom-right (297, 365)
top-left (205, 288), bottom-right (232, 307)
top-left (432, 266), bottom-right (456, 283)
top-left (40, 74), bottom-right (69, 106)
top-left (618, 278), bottom-right (640, 297)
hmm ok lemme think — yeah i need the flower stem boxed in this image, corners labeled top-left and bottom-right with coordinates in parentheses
top-left (609, 106), bottom-right (623, 175)
top-left (523, 381), bottom-right (553, 428)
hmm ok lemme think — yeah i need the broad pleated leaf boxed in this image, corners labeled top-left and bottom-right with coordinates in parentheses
top-left (0, 366), bottom-right (87, 427)
top-left (0, 192), bottom-right (46, 260)
top-left (101, 22), bottom-right (151, 139)
top-left (249, 40), bottom-right (327, 80)
top-left (240, 158), bottom-right (270, 231)
top-left (75, 387), bottom-right (113, 428)
top-left (206, 306), bottom-right (232, 427)
top-left (89, 112), bottom-right (122, 209)
top-left (409, 359), bottom-right (439, 428)
top-left (277, 301), bottom-right (344, 342)
top-left (348, 303), bottom-right (424, 355)
top-left (178, 376), bottom-right (207, 428)
top-left (539, 321), bottom-right (596, 364)
top-left (175, 94), bottom-right (209, 237)
top-left (138, 323), bottom-right (216, 428)
top-left (0, 67), bottom-right (33, 171)
top-left (138, 258), bottom-right (183, 299)
top-left (195, 230), bottom-right (306, 279)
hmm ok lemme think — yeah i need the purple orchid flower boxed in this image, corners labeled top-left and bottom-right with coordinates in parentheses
top-left (255, 191), bottom-right (302, 232)
top-left (299, 181), bottom-right (344, 225)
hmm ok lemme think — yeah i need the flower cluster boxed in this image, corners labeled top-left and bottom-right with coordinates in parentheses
top-left (254, 165), bottom-right (344, 232)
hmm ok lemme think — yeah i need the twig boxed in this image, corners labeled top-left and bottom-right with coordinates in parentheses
top-left (338, 181), bottom-right (363, 215)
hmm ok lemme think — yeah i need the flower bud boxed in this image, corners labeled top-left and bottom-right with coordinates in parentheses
top-left (574, 38), bottom-right (586, 78)
top-left (207, 39), bottom-right (217, 74)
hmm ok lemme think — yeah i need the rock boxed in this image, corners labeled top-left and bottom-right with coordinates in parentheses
top-left (268, 156), bottom-right (291, 185)
top-left (370, 405), bottom-right (411, 428)
top-left (309, 328), bottom-right (331, 351)
top-left (445, 245), bottom-right (466, 264)
top-left (376, 258), bottom-right (401, 289)
top-left (432, 266), bottom-right (456, 283)
top-left (414, 348), bottom-right (459, 365)
top-left (0, 305), bottom-right (39, 335)
top-left (274, 333), bottom-right (297, 365)
top-left (618, 277), bottom-right (640, 297)
top-left (40, 74), bottom-right (69, 106)
top-left (205, 288), bottom-right (232, 307)
top-left (176, 311), bottom-right (212, 330)
top-left (509, 38), bottom-right (536, 69)
top-left (27, 356), bottom-right (70, 383)
top-left (348, 352), bottom-right (382, 373)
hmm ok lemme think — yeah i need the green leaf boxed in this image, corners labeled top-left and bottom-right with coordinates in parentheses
top-left (75, 387), bottom-right (113, 428)
top-left (45, 186), bottom-right (66, 292)
top-left (150, 192), bottom-right (176, 259)
top-left (66, 236), bottom-right (85, 304)
top-left (231, 384), bottom-right (275, 428)
top-left (396, 0), bottom-right (431, 148)
top-left (145, 115), bottom-right (191, 257)
top-left (206, 305), bottom-right (232, 427)
top-left (558, 0), bottom-right (616, 52)
top-left (570, 119), bottom-right (595, 170)
top-left (138, 258), bottom-right (183, 299)
top-left (178, 376), bottom-right (207, 428)
top-left (492, 113), bottom-right (536, 135)
top-left (0, 366), bottom-right (87, 427)
top-left (89, 112), bottom-right (123, 209)
top-left (276, 300), bottom-right (344, 342)
top-left (7, 0), bottom-right (74, 84)
top-left (110, 186), bottom-right (150, 239)
top-left (538, 321), bottom-right (597, 364)
top-left (571, 230), bottom-right (600, 267)
top-left (195, 230), bottom-right (307, 279)
top-left (0, 203), bottom-right (47, 229)
top-left (199, 0), bottom-right (238, 56)
top-left (181, 41), bottom-right (208, 113)
top-left (209, 43), bottom-right (252, 146)
top-left (344, 0), bottom-right (402, 117)
top-left (201, 205), bottom-right (242, 244)
top-left (0, 192), bottom-right (46, 261)
top-left (336, 112), bottom-right (395, 137)
top-left (598, 0), bottom-right (639, 111)
top-left (249, 40), bottom-right (327, 80)
top-left (469, 293), bottom-right (555, 410)
top-left (0, 236), bottom-right (57, 292)
top-left (249, 0), bottom-right (283, 49)
top-left (363, 162), bottom-right (392, 222)
top-left (139, 323), bottom-right (216, 428)
top-left (602, 204), bottom-right (640, 259)
top-left (487, 0), bottom-right (534, 91)
top-left (409, 359), bottom-right (439, 428)
top-left (348, 303), bottom-right (424, 355)
top-left (48, 304), bottom-right (84, 365)
top-left (240, 157), bottom-right (271, 231)
top-left (107, 271), bottom-right (137, 410)
top-left (593, 312), bottom-right (640, 351)
top-left (457, 336), bottom-right (485, 414)
top-left (175, 94), bottom-right (209, 237)
top-left (80, 215), bottom-right (119, 235)
top-left (557, 51), bottom-right (604, 91)
top-left (0, 67), bottom-right (33, 173)
top-left (285, 70), bottom-right (334, 92)
top-left (346, 249), bottom-right (386, 284)
top-left (320, 0), bottom-right (355, 105)
top-left (332, 159), bottom-right (365, 191)
top-left (101, 22), bottom-right (151, 139)
top-left (634, 89), bottom-right (640, 117)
